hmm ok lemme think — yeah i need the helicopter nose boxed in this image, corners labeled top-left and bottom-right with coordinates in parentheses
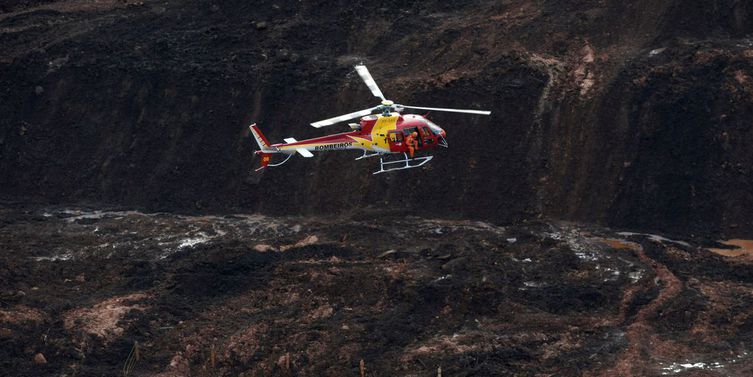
top-left (440, 129), bottom-right (446, 137)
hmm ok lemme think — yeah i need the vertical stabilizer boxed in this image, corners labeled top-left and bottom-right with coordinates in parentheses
top-left (249, 123), bottom-right (271, 151)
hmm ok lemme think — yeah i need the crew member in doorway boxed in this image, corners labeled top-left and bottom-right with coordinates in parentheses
top-left (405, 131), bottom-right (419, 158)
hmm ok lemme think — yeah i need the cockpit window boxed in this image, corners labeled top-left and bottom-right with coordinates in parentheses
top-left (422, 118), bottom-right (443, 135)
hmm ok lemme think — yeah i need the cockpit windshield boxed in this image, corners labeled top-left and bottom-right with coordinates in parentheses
top-left (422, 118), bottom-right (443, 135)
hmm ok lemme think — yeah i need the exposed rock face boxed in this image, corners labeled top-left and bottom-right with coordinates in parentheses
top-left (1, 0), bottom-right (752, 236)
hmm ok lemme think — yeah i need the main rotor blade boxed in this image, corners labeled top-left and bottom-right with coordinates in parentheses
top-left (402, 105), bottom-right (491, 115)
top-left (310, 107), bottom-right (378, 128)
top-left (354, 65), bottom-right (385, 100)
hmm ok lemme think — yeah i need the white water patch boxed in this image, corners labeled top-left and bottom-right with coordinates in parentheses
top-left (61, 209), bottom-right (145, 223)
top-left (545, 229), bottom-right (602, 261)
top-left (649, 47), bottom-right (666, 56)
top-left (34, 253), bottom-right (73, 261)
top-left (628, 271), bottom-right (643, 283)
top-left (432, 275), bottom-right (452, 283)
top-left (574, 251), bottom-right (599, 261)
top-left (177, 233), bottom-right (212, 249)
top-left (212, 225), bottom-right (227, 237)
top-left (660, 351), bottom-right (751, 375)
top-left (601, 267), bottom-right (621, 281)
top-left (523, 281), bottom-right (545, 288)
top-left (154, 233), bottom-right (216, 260)
top-left (661, 362), bottom-right (710, 374)
top-left (617, 232), bottom-right (691, 247)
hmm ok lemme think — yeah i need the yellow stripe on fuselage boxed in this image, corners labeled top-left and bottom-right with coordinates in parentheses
top-left (370, 113), bottom-right (399, 151)
top-left (278, 114), bottom-right (400, 153)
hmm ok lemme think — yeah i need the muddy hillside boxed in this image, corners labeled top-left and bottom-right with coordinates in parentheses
top-left (1, 0), bottom-right (752, 235)
top-left (3, 204), bottom-right (753, 376)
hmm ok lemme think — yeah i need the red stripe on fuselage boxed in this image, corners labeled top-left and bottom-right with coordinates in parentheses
top-left (271, 131), bottom-right (370, 148)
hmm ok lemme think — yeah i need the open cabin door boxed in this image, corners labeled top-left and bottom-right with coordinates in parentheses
top-left (387, 131), bottom-right (405, 151)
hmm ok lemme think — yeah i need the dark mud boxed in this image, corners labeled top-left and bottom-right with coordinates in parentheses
top-left (2, 204), bottom-right (753, 376)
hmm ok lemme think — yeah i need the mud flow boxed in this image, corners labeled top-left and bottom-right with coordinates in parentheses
top-left (2, 205), bottom-right (753, 376)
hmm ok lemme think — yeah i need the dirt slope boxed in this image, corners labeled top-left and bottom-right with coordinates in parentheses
top-left (1, 0), bottom-right (752, 236)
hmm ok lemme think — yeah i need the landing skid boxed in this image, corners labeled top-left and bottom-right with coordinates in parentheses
top-left (373, 153), bottom-right (433, 175)
top-left (355, 151), bottom-right (385, 160)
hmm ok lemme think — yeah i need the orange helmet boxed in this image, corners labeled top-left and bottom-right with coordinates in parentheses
top-left (411, 132), bottom-right (418, 137)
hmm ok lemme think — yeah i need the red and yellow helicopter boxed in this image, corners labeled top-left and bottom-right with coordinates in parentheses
top-left (250, 65), bottom-right (491, 174)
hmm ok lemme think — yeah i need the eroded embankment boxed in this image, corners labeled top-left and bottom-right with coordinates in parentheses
top-left (1, 0), bottom-right (752, 236)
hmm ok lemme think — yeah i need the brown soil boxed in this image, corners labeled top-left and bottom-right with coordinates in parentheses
top-left (709, 239), bottom-right (753, 258)
top-left (62, 293), bottom-right (149, 344)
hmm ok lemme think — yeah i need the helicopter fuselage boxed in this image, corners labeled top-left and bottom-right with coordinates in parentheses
top-left (268, 112), bottom-right (446, 156)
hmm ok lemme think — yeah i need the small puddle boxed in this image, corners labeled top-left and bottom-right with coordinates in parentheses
top-left (709, 239), bottom-right (753, 258)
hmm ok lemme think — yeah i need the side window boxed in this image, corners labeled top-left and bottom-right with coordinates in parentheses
top-left (421, 127), bottom-right (431, 137)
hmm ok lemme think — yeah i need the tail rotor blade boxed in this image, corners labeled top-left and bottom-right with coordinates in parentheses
top-left (354, 65), bottom-right (386, 100)
top-left (402, 105), bottom-right (491, 115)
top-left (310, 107), bottom-right (379, 128)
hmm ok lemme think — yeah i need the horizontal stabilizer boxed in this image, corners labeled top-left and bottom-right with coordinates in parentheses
top-left (283, 137), bottom-right (313, 157)
top-left (296, 148), bottom-right (314, 158)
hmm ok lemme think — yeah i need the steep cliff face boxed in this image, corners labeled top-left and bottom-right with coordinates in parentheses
top-left (1, 0), bottom-right (751, 236)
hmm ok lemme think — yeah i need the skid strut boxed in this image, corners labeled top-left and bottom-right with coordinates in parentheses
top-left (373, 153), bottom-right (433, 174)
top-left (355, 150), bottom-right (384, 160)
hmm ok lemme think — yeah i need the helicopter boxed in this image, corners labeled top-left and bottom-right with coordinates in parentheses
top-left (250, 65), bottom-right (491, 174)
